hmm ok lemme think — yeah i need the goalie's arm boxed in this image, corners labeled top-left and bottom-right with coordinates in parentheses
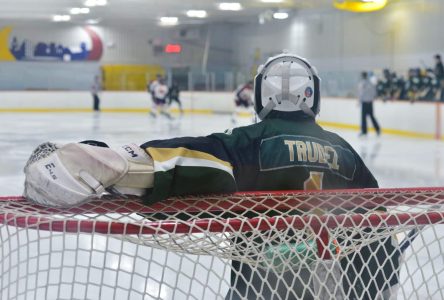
top-left (24, 134), bottom-right (238, 208)
top-left (141, 136), bottom-right (237, 204)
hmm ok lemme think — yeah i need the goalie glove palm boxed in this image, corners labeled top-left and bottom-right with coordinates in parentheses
top-left (24, 142), bottom-right (154, 208)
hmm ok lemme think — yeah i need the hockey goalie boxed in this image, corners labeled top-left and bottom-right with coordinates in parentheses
top-left (23, 53), bottom-right (400, 300)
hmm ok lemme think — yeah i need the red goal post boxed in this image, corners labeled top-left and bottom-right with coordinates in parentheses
top-left (1, 187), bottom-right (444, 299)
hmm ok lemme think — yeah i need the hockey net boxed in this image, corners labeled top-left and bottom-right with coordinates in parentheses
top-left (1, 187), bottom-right (444, 300)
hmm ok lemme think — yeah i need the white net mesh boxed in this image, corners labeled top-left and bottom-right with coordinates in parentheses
top-left (1, 187), bottom-right (444, 299)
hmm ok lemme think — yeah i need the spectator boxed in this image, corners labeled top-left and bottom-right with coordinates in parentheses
top-left (393, 73), bottom-right (407, 100)
top-left (418, 69), bottom-right (436, 100)
top-left (434, 54), bottom-right (444, 101)
top-left (376, 69), bottom-right (394, 101)
top-left (428, 69), bottom-right (441, 101)
top-left (406, 68), bottom-right (420, 102)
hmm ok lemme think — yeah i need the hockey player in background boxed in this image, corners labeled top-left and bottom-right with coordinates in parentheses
top-left (149, 77), bottom-right (172, 119)
top-left (148, 74), bottom-right (162, 99)
top-left (23, 53), bottom-right (399, 300)
top-left (168, 80), bottom-right (184, 115)
top-left (148, 74), bottom-right (164, 118)
top-left (91, 75), bottom-right (101, 112)
top-left (231, 80), bottom-right (254, 124)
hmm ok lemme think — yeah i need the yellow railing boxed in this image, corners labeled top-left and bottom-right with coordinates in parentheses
top-left (102, 64), bottom-right (165, 91)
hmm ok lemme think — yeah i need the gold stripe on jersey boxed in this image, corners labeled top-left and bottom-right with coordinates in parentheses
top-left (147, 147), bottom-right (232, 167)
top-left (146, 147), bottom-right (233, 171)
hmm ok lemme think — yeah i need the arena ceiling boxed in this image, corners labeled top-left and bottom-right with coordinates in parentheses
top-left (0, 0), bottom-right (332, 26)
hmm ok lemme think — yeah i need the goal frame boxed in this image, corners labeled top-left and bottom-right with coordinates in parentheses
top-left (1, 187), bottom-right (444, 300)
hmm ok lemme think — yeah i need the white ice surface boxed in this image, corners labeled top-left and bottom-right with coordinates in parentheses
top-left (0, 112), bottom-right (443, 299)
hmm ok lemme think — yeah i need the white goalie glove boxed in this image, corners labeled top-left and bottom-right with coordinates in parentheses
top-left (23, 142), bottom-right (154, 208)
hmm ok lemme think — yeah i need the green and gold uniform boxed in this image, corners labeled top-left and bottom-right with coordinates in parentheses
top-left (141, 115), bottom-right (398, 300)
top-left (142, 115), bottom-right (377, 204)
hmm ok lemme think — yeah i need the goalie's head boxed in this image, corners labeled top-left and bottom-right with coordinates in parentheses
top-left (254, 53), bottom-right (320, 120)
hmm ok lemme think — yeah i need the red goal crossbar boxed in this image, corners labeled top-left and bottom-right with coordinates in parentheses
top-left (0, 187), bottom-right (443, 235)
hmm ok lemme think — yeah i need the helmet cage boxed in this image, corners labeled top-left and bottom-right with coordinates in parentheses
top-left (254, 54), bottom-right (320, 120)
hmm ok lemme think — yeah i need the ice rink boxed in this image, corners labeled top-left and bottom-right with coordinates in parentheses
top-left (2, 112), bottom-right (443, 194)
top-left (0, 112), bottom-right (444, 299)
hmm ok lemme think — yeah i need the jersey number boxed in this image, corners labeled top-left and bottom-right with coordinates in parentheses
top-left (303, 171), bottom-right (324, 190)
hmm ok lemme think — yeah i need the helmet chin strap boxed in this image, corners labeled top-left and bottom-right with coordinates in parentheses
top-left (259, 97), bottom-right (314, 120)
top-left (300, 102), bottom-right (316, 118)
top-left (257, 95), bottom-right (316, 120)
top-left (258, 99), bottom-right (276, 120)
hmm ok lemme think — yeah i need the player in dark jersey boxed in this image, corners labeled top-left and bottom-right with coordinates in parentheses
top-left (167, 80), bottom-right (184, 115)
top-left (24, 53), bottom-right (399, 300)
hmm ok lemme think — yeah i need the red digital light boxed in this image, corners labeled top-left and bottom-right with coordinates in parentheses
top-left (165, 44), bottom-right (182, 53)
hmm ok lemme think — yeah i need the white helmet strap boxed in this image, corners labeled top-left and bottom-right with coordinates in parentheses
top-left (282, 61), bottom-right (290, 103)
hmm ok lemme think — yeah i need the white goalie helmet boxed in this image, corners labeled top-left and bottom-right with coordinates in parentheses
top-left (254, 53), bottom-right (321, 120)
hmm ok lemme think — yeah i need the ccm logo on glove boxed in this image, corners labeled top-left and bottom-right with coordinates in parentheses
top-left (122, 145), bottom-right (138, 158)
top-left (44, 163), bottom-right (57, 180)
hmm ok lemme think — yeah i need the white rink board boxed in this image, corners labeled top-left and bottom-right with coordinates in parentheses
top-left (320, 98), bottom-right (438, 136)
top-left (0, 91), bottom-right (236, 112)
top-left (0, 91), bottom-right (441, 138)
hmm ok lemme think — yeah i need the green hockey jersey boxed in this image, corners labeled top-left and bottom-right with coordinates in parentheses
top-left (141, 116), bottom-right (396, 299)
top-left (141, 116), bottom-right (377, 204)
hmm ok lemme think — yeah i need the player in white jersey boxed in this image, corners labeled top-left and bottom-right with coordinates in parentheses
top-left (148, 74), bottom-right (161, 99)
top-left (149, 77), bottom-right (172, 119)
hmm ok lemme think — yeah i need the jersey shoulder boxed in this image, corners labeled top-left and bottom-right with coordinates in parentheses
top-left (320, 127), bottom-right (378, 187)
top-left (318, 127), bottom-right (357, 152)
